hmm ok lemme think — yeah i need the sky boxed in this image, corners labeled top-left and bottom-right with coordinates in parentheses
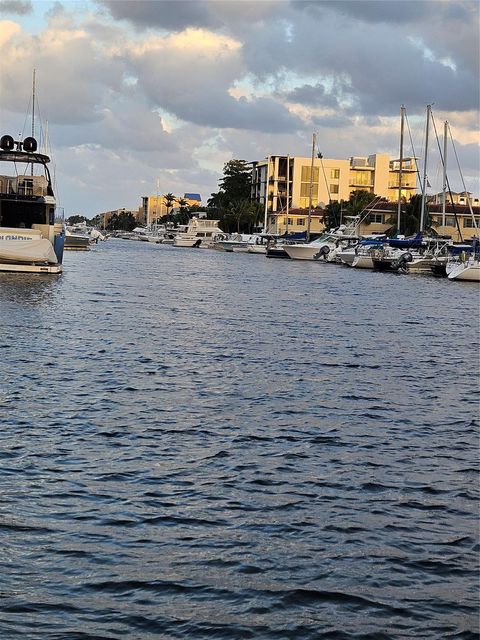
top-left (0, 0), bottom-right (478, 218)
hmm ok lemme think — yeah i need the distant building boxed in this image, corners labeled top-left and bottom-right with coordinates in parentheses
top-left (359, 199), bottom-right (480, 242)
top-left (183, 193), bottom-right (202, 206)
top-left (140, 193), bottom-right (202, 226)
top-left (97, 207), bottom-right (141, 228)
top-left (250, 154), bottom-right (417, 232)
top-left (431, 191), bottom-right (480, 207)
top-left (141, 196), bottom-right (170, 226)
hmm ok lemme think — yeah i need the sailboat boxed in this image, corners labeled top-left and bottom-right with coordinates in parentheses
top-left (446, 236), bottom-right (480, 282)
top-left (371, 105), bottom-right (448, 274)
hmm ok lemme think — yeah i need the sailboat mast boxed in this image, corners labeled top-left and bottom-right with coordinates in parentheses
top-left (306, 132), bottom-right (316, 242)
top-left (263, 156), bottom-right (270, 232)
top-left (285, 155), bottom-right (290, 236)
top-left (442, 120), bottom-right (447, 228)
top-left (396, 105), bottom-right (405, 231)
top-left (31, 68), bottom-right (36, 176)
top-left (420, 104), bottom-right (431, 233)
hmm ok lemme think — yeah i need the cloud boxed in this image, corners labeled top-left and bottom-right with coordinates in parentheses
top-left (97, 0), bottom-right (216, 31)
top-left (312, 0), bottom-right (434, 24)
top-left (0, 0), bottom-right (32, 15)
top-left (0, 1), bottom-right (477, 217)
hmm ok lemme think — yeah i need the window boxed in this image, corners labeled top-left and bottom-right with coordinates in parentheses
top-left (369, 213), bottom-right (384, 224)
top-left (445, 216), bottom-right (455, 227)
top-left (287, 218), bottom-right (294, 225)
top-left (301, 166), bottom-right (319, 182)
top-left (330, 169), bottom-right (340, 179)
top-left (463, 218), bottom-right (478, 228)
top-left (330, 184), bottom-right (339, 194)
top-left (297, 219), bottom-right (305, 226)
top-left (352, 171), bottom-right (371, 186)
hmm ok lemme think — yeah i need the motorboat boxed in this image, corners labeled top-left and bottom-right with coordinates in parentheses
top-left (0, 134), bottom-right (64, 273)
top-left (64, 223), bottom-right (106, 250)
top-left (173, 217), bottom-right (224, 248)
top-left (213, 233), bottom-right (255, 252)
top-left (282, 217), bottom-right (361, 261)
top-left (371, 235), bottom-right (451, 274)
top-left (64, 227), bottom-right (91, 250)
top-left (247, 234), bottom-right (275, 254)
top-left (337, 235), bottom-right (387, 266)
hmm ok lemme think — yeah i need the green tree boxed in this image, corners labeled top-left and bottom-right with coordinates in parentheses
top-left (177, 198), bottom-right (188, 213)
top-left (67, 215), bottom-right (86, 225)
top-left (322, 200), bottom-right (343, 230)
top-left (395, 194), bottom-right (435, 235)
top-left (163, 193), bottom-right (176, 216)
top-left (208, 159), bottom-right (257, 233)
top-left (345, 190), bottom-right (377, 217)
top-left (106, 211), bottom-right (137, 231)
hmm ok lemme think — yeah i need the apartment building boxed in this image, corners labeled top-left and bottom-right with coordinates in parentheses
top-left (251, 153), bottom-right (417, 233)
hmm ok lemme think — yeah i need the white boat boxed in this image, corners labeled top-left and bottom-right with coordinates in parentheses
top-left (247, 234), bottom-right (275, 254)
top-left (64, 227), bottom-right (90, 251)
top-left (173, 217), bottom-right (224, 248)
top-left (0, 134), bottom-right (64, 273)
top-left (214, 233), bottom-right (256, 252)
top-left (446, 243), bottom-right (480, 281)
top-left (283, 217), bottom-right (361, 261)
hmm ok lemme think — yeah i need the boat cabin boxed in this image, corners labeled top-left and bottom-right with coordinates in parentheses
top-left (0, 173), bottom-right (55, 230)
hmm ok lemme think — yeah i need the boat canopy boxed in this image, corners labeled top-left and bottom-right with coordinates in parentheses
top-left (389, 233), bottom-right (424, 249)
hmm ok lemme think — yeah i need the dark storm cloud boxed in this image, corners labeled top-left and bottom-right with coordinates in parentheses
top-left (0, 0), bottom-right (32, 15)
top-left (97, 0), bottom-right (215, 30)
top-left (304, 0), bottom-right (433, 24)
top-left (312, 113), bottom-right (352, 128)
top-left (285, 83), bottom-right (342, 110)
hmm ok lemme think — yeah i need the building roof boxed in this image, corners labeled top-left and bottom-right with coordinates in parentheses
top-left (184, 193), bottom-right (201, 201)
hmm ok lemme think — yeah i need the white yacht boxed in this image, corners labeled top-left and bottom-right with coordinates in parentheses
top-left (173, 217), bottom-right (224, 248)
top-left (283, 217), bottom-right (361, 261)
top-left (0, 134), bottom-right (64, 273)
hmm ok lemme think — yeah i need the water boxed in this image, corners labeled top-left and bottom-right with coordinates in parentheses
top-left (0, 240), bottom-right (478, 639)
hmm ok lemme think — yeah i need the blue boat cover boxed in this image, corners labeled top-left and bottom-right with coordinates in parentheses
top-left (389, 232), bottom-right (423, 249)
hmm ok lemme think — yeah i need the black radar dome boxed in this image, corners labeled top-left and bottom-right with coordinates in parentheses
top-left (0, 135), bottom-right (14, 151)
top-left (23, 137), bottom-right (38, 152)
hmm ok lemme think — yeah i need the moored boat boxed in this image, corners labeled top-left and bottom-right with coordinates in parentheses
top-left (173, 217), bottom-right (224, 248)
top-left (446, 240), bottom-right (480, 281)
top-left (0, 134), bottom-right (64, 273)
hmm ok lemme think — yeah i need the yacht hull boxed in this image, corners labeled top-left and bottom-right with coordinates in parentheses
top-left (447, 261), bottom-right (480, 281)
top-left (351, 255), bottom-right (374, 269)
top-left (0, 261), bottom-right (62, 273)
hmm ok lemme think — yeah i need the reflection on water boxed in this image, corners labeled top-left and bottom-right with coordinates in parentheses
top-left (0, 240), bottom-right (478, 639)
top-left (0, 272), bottom-right (62, 307)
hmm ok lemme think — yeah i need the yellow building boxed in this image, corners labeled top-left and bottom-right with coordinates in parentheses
top-left (141, 195), bottom-right (169, 226)
top-left (141, 192), bottom-right (202, 225)
top-left (356, 200), bottom-right (480, 242)
top-left (251, 154), bottom-right (417, 233)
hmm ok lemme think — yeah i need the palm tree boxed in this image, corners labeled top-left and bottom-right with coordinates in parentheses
top-left (177, 198), bottom-right (188, 213)
top-left (163, 193), bottom-right (176, 216)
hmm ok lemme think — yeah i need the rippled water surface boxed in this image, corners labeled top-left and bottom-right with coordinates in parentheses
top-left (0, 239), bottom-right (478, 639)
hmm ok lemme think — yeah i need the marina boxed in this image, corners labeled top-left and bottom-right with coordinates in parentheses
top-left (0, 1), bottom-right (478, 637)
top-left (0, 238), bottom-right (478, 638)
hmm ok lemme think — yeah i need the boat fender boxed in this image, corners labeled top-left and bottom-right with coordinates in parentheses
top-left (402, 252), bottom-right (413, 263)
top-left (0, 134), bottom-right (14, 151)
top-left (321, 245), bottom-right (330, 255)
